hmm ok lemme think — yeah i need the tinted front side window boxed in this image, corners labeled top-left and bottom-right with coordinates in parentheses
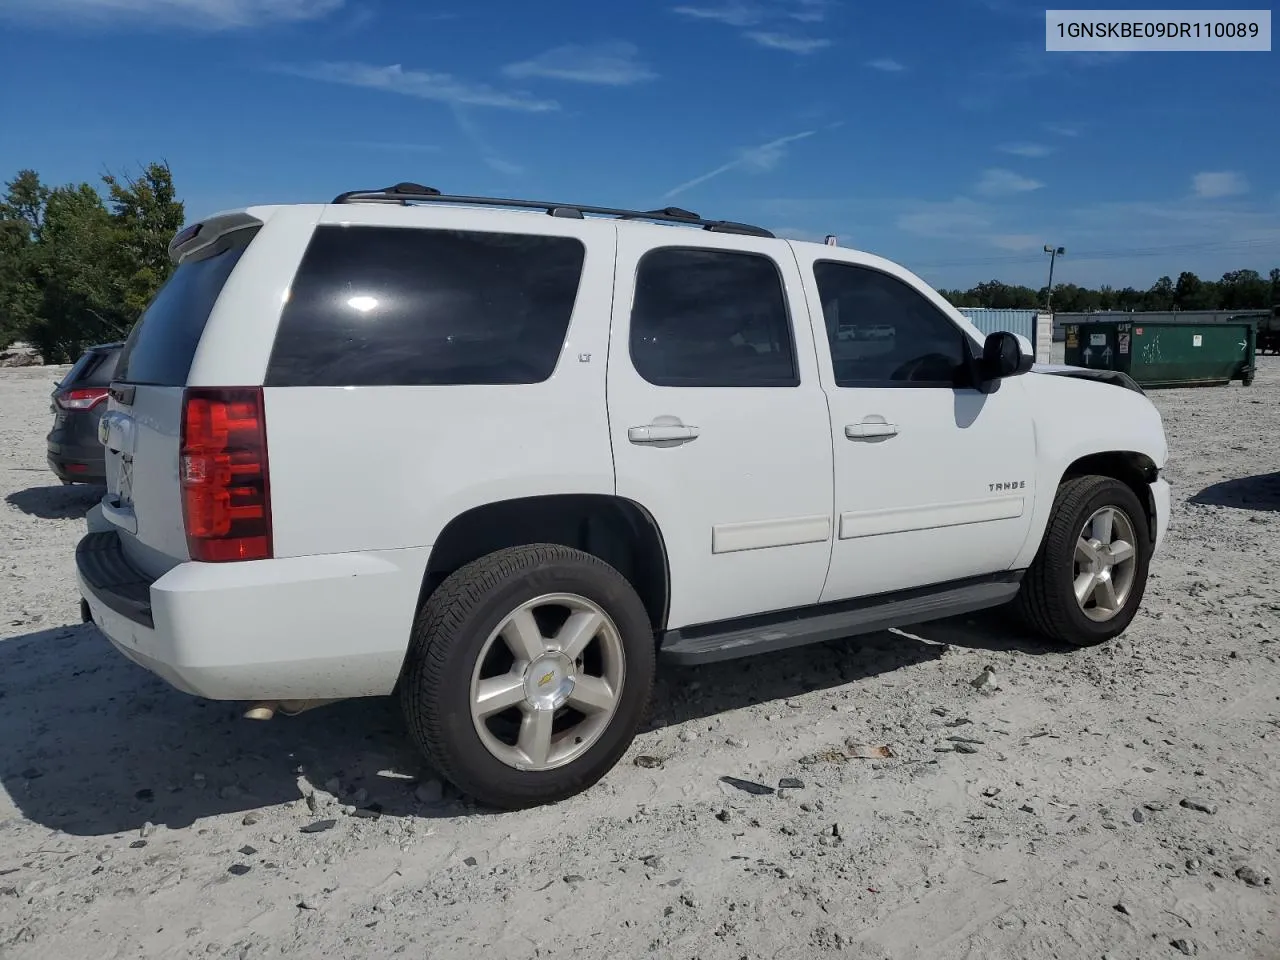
top-left (266, 226), bottom-right (586, 387)
top-left (629, 248), bottom-right (798, 387)
top-left (814, 261), bottom-right (969, 386)
top-left (117, 228), bottom-right (258, 386)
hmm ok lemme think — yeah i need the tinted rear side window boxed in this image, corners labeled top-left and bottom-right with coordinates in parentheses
top-left (265, 225), bottom-right (586, 387)
top-left (116, 228), bottom-right (259, 386)
top-left (629, 247), bottom-right (798, 387)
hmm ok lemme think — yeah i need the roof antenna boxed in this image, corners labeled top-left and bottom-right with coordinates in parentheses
top-left (824, 234), bottom-right (839, 246)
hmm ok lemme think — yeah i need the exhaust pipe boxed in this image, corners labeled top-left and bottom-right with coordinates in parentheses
top-left (243, 698), bottom-right (343, 721)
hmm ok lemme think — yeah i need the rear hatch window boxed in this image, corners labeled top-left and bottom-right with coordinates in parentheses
top-left (73, 348), bottom-right (121, 387)
top-left (115, 227), bottom-right (259, 386)
top-left (100, 225), bottom-right (261, 576)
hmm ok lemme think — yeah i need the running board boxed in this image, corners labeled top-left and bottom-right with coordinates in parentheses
top-left (659, 574), bottom-right (1023, 665)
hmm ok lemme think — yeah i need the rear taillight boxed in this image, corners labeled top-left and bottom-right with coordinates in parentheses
top-left (56, 387), bottom-right (108, 411)
top-left (180, 387), bottom-right (273, 563)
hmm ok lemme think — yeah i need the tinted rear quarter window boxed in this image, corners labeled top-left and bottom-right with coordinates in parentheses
top-left (116, 228), bottom-right (259, 386)
top-left (266, 225), bottom-right (586, 387)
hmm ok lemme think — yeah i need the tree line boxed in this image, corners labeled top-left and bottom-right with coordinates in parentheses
top-left (938, 269), bottom-right (1280, 315)
top-left (1, 162), bottom-right (1277, 364)
top-left (0, 163), bottom-right (183, 363)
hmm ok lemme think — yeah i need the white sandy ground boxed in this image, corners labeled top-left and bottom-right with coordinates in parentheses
top-left (0, 360), bottom-right (1277, 960)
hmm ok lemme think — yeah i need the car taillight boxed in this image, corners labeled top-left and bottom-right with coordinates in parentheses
top-left (180, 387), bottom-right (273, 563)
top-left (56, 387), bottom-right (109, 410)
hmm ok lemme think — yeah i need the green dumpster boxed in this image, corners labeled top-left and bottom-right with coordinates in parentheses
top-left (1062, 319), bottom-right (1256, 388)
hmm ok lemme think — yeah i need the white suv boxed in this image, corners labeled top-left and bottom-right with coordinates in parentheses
top-left (78, 183), bottom-right (1171, 809)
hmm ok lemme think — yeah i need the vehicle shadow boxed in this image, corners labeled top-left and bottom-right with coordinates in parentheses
top-left (647, 627), bottom-right (946, 733)
top-left (0, 623), bottom-right (431, 837)
top-left (894, 608), bottom-right (1066, 656)
top-left (1189, 471), bottom-right (1280, 512)
top-left (0, 611), bottom-right (1050, 837)
top-left (652, 606), bottom-right (1063, 721)
top-left (5, 483), bottom-right (104, 520)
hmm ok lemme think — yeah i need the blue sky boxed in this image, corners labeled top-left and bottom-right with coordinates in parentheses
top-left (0, 0), bottom-right (1276, 290)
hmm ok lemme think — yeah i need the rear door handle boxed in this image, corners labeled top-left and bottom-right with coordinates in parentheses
top-left (845, 422), bottom-right (898, 440)
top-left (628, 424), bottom-right (700, 444)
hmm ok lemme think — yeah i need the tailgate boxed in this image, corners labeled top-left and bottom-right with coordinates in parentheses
top-left (101, 224), bottom-right (261, 580)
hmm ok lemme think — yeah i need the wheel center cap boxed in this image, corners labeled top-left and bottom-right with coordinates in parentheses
top-left (524, 653), bottom-right (575, 711)
top-left (1090, 539), bottom-right (1108, 574)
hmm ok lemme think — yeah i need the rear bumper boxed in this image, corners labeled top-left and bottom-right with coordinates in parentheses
top-left (77, 530), bottom-right (430, 701)
top-left (47, 413), bottom-right (106, 483)
top-left (1150, 476), bottom-right (1171, 557)
top-left (47, 455), bottom-right (106, 484)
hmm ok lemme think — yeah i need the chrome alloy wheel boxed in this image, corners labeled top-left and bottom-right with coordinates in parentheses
top-left (1073, 506), bottom-right (1138, 622)
top-left (468, 593), bottom-right (626, 772)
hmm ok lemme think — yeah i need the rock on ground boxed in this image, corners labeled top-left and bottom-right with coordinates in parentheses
top-left (1, 360), bottom-right (1279, 959)
top-left (0, 342), bottom-right (44, 368)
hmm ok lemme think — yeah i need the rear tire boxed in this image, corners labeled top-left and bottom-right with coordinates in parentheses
top-left (400, 544), bottom-right (656, 809)
top-left (1015, 475), bottom-right (1151, 647)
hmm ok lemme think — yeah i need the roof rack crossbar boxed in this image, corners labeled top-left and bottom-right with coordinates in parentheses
top-left (329, 185), bottom-right (775, 238)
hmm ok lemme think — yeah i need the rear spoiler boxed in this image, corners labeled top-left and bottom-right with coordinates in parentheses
top-left (168, 210), bottom-right (264, 264)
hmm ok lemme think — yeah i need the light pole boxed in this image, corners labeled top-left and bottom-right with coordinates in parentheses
top-left (1043, 245), bottom-right (1065, 311)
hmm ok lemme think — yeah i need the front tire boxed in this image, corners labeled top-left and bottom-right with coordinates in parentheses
top-left (1015, 475), bottom-right (1151, 647)
top-left (400, 544), bottom-right (656, 809)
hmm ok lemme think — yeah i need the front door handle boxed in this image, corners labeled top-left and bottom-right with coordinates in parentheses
top-left (845, 421), bottom-right (898, 440)
top-left (628, 424), bottom-right (700, 444)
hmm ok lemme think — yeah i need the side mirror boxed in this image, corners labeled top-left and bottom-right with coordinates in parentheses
top-left (980, 331), bottom-right (1034, 382)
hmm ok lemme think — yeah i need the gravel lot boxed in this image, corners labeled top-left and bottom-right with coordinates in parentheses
top-left (2, 361), bottom-right (1278, 960)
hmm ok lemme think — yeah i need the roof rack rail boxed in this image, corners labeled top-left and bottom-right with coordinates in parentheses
top-left (328, 184), bottom-right (775, 238)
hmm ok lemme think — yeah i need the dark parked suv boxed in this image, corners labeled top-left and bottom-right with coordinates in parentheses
top-left (46, 341), bottom-right (123, 484)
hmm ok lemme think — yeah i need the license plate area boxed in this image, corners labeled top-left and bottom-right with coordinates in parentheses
top-left (99, 410), bottom-right (139, 527)
top-left (110, 455), bottom-right (135, 509)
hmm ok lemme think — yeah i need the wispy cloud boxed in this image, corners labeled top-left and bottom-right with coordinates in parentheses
top-left (892, 185), bottom-right (1280, 287)
top-left (976, 168), bottom-right (1044, 196)
top-left (503, 42), bottom-right (657, 86)
top-left (987, 234), bottom-right (1042, 251)
top-left (276, 61), bottom-right (559, 112)
top-left (672, 2), bottom-right (763, 26)
top-left (1192, 171), bottom-right (1249, 199)
top-left (664, 128), bottom-right (818, 199)
top-left (746, 31), bottom-right (830, 53)
top-left (865, 57), bottom-right (905, 72)
top-left (1044, 122), bottom-right (1081, 137)
top-left (960, 40), bottom-right (1122, 113)
top-left (449, 103), bottom-right (525, 177)
top-left (895, 198), bottom-right (1054, 260)
top-left (998, 142), bottom-right (1053, 158)
top-left (484, 157), bottom-right (525, 176)
top-left (1067, 197), bottom-right (1280, 247)
top-left (897, 198), bottom-right (995, 240)
top-left (0, 0), bottom-right (342, 28)
top-left (789, 0), bottom-right (833, 22)
top-left (674, 2), bottom-right (836, 49)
